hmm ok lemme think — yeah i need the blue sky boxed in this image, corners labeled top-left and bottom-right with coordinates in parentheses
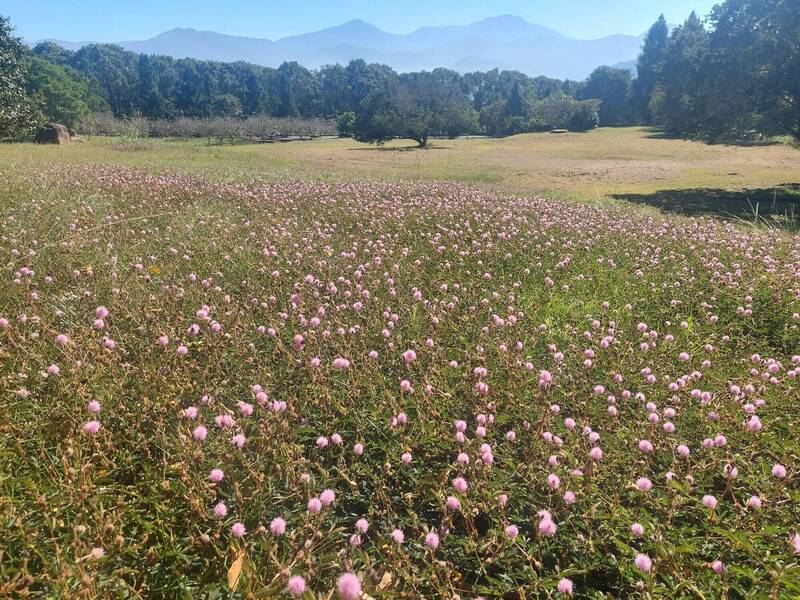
top-left (1, 0), bottom-right (719, 42)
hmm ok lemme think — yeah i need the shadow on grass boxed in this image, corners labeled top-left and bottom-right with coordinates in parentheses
top-left (348, 143), bottom-right (450, 152)
top-left (641, 127), bottom-right (786, 147)
top-left (611, 185), bottom-right (800, 229)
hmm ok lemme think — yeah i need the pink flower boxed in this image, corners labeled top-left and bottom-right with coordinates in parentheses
top-left (231, 522), bottom-right (246, 538)
top-left (557, 577), bottom-right (573, 596)
top-left (287, 575), bottom-right (306, 596)
top-left (402, 349), bottom-right (417, 362)
top-left (213, 502), bottom-right (227, 518)
top-left (270, 517), bottom-right (287, 535)
top-left (791, 533), bottom-right (800, 555)
top-left (336, 573), bottom-right (361, 600)
top-left (83, 420), bottom-right (101, 434)
top-left (353, 443), bottom-right (364, 455)
top-left (772, 464), bottom-right (787, 479)
top-left (391, 528), bottom-right (405, 544)
top-left (505, 524), bottom-right (519, 539)
top-left (425, 531), bottom-right (440, 549)
top-left (453, 477), bottom-right (468, 493)
top-left (209, 469), bottom-right (224, 483)
top-left (307, 498), bottom-right (322, 514)
top-left (192, 425), bottom-right (208, 441)
top-left (702, 495), bottom-right (717, 509)
top-left (635, 553), bottom-right (652, 572)
top-left (635, 477), bottom-right (652, 492)
top-left (631, 523), bottom-right (644, 536)
top-left (332, 357), bottom-right (350, 370)
top-left (401, 452), bottom-right (412, 465)
top-left (711, 560), bottom-right (725, 574)
top-left (320, 489), bottom-right (336, 506)
top-left (355, 518), bottom-right (369, 533)
top-left (446, 496), bottom-right (461, 511)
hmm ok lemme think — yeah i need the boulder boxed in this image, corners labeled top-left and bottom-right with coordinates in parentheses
top-left (35, 123), bottom-right (71, 145)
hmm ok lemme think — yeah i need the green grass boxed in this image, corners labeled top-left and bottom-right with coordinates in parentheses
top-left (0, 132), bottom-right (799, 598)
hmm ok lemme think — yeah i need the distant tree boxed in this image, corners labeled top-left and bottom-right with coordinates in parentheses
top-left (506, 82), bottom-right (525, 117)
top-left (579, 66), bottom-right (633, 126)
top-left (24, 54), bottom-right (108, 128)
top-left (69, 44), bottom-right (141, 117)
top-left (32, 41), bottom-right (74, 66)
top-left (336, 111), bottom-right (356, 136)
top-left (650, 13), bottom-right (710, 136)
top-left (707, 0), bottom-right (800, 142)
top-left (211, 93), bottom-right (242, 117)
top-left (0, 15), bottom-right (37, 139)
top-left (632, 14), bottom-right (669, 123)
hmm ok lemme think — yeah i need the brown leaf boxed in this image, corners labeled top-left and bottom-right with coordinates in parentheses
top-left (228, 550), bottom-right (245, 591)
top-left (378, 571), bottom-right (393, 590)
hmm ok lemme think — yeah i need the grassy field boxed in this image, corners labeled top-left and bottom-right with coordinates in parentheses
top-left (1, 131), bottom-right (800, 598)
top-left (2, 126), bottom-right (798, 197)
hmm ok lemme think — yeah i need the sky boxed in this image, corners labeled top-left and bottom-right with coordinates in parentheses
top-left (1, 0), bottom-right (719, 43)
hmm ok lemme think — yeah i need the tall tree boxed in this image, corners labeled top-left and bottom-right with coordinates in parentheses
top-left (632, 15), bottom-right (669, 124)
top-left (0, 15), bottom-right (37, 139)
top-left (708, 0), bottom-right (800, 142)
top-left (579, 66), bottom-right (633, 126)
top-left (650, 13), bottom-right (710, 136)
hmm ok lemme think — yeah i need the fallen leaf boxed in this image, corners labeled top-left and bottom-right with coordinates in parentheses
top-left (228, 550), bottom-right (244, 591)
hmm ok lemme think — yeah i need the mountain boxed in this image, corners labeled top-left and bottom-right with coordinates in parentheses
top-left (35, 15), bottom-right (646, 80)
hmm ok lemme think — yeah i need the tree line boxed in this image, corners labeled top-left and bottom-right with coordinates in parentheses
top-left (1, 0), bottom-right (798, 145)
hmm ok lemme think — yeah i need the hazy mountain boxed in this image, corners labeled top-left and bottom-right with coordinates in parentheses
top-left (37, 15), bottom-right (646, 80)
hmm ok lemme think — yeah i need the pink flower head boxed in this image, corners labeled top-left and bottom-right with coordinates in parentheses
top-left (231, 522), bottom-right (246, 538)
top-left (355, 518), bottom-right (369, 533)
top-left (336, 573), bottom-right (361, 600)
top-left (635, 477), bottom-right (652, 492)
top-left (557, 577), bottom-right (573, 596)
top-left (772, 464), bottom-right (787, 479)
top-left (307, 497), bottom-right (322, 514)
top-left (446, 496), bottom-right (461, 511)
top-left (702, 494), bottom-right (718, 509)
top-left (213, 502), bottom-right (227, 518)
top-left (270, 517), bottom-right (287, 535)
top-left (453, 477), bottom-right (468, 493)
top-left (505, 524), bottom-right (519, 539)
top-left (209, 469), bottom-right (224, 483)
top-left (391, 528), bottom-right (405, 544)
top-left (83, 420), bottom-right (101, 434)
top-left (287, 575), bottom-right (306, 596)
top-left (425, 531), bottom-right (440, 549)
top-left (320, 489), bottom-right (336, 506)
top-left (635, 553), bottom-right (652, 572)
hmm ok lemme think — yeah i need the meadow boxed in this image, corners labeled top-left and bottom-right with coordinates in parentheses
top-left (1, 132), bottom-right (800, 598)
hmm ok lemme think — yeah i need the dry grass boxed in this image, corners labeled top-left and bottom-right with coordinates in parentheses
top-left (0, 128), bottom-right (797, 200)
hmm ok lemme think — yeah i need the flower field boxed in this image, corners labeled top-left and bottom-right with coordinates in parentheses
top-left (2, 165), bottom-right (800, 598)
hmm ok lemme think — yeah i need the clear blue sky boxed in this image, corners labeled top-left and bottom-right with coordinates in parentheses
top-left (1, 0), bottom-right (719, 43)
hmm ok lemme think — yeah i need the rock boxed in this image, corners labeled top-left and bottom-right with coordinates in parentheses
top-left (35, 123), bottom-right (71, 145)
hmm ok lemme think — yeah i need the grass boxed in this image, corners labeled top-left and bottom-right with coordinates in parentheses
top-left (2, 126), bottom-right (798, 196)
top-left (0, 131), bottom-right (799, 598)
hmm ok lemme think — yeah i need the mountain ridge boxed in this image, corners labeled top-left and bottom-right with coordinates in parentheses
top-left (33, 15), bottom-right (646, 79)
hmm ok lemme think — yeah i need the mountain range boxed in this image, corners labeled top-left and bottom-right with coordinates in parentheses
top-left (37, 15), bottom-right (644, 80)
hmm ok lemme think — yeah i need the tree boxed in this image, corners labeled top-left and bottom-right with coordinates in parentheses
top-left (579, 66), bottom-right (632, 126)
top-left (632, 15), bottom-right (669, 124)
top-left (211, 93), bottom-right (242, 117)
top-left (25, 54), bottom-right (108, 128)
top-left (707, 0), bottom-right (800, 142)
top-left (650, 13), bottom-right (710, 136)
top-left (0, 15), bottom-right (37, 139)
